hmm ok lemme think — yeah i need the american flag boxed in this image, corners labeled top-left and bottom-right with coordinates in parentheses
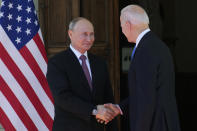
top-left (0, 0), bottom-right (54, 130)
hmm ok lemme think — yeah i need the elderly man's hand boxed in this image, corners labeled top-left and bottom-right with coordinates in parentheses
top-left (104, 103), bottom-right (122, 116)
top-left (96, 105), bottom-right (116, 124)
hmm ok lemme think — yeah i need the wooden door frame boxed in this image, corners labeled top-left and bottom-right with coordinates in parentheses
top-left (111, 0), bottom-right (121, 130)
top-left (109, 0), bottom-right (120, 105)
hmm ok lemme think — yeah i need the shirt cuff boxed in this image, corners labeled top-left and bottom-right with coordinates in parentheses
top-left (92, 109), bottom-right (98, 115)
top-left (115, 104), bottom-right (123, 115)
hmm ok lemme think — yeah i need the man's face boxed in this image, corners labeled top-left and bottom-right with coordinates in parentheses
top-left (120, 16), bottom-right (133, 43)
top-left (68, 20), bottom-right (95, 54)
top-left (120, 17), bottom-right (129, 39)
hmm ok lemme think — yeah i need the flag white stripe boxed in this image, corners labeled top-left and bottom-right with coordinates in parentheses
top-left (0, 91), bottom-right (27, 131)
top-left (38, 29), bottom-right (44, 44)
top-left (0, 25), bottom-right (54, 118)
top-left (26, 39), bottom-right (47, 75)
top-left (0, 59), bottom-right (48, 130)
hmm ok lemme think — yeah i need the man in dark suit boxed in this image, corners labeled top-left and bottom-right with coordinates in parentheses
top-left (104, 5), bottom-right (181, 131)
top-left (47, 17), bottom-right (117, 131)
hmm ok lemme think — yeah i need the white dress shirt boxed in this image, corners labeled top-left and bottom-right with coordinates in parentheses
top-left (135, 28), bottom-right (150, 48)
top-left (70, 44), bottom-right (92, 80)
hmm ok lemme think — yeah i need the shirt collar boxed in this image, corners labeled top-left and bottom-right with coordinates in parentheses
top-left (70, 44), bottom-right (88, 59)
top-left (136, 28), bottom-right (150, 48)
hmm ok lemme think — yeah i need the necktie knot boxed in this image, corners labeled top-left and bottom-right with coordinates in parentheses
top-left (80, 55), bottom-right (86, 61)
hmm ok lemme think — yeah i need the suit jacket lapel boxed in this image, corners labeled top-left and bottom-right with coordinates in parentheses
top-left (88, 54), bottom-right (97, 95)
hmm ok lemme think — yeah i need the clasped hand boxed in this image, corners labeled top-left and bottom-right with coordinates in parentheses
top-left (95, 103), bottom-right (121, 124)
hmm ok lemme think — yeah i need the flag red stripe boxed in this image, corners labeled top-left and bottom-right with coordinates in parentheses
top-left (0, 42), bottom-right (53, 130)
top-left (0, 76), bottom-right (38, 130)
top-left (20, 46), bottom-right (54, 103)
top-left (33, 33), bottom-right (48, 63)
top-left (0, 108), bottom-right (15, 131)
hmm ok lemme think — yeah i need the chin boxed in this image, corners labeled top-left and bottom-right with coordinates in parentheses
top-left (83, 46), bottom-right (92, 52)
top-left (127, 38), bottom-right (134, 43)
top-left (127, 39), bottom-right (132, 43)
top-left (86, 45), bottom-right (93, 49)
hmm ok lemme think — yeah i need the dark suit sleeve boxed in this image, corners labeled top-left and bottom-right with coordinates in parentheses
top-left (47, 59), bottom-right (94, 121)
top-left (132, 50), bottom-right (157, 131)
top-left (119, 97), bottom-right (129, 116)
top-left (102, 62), bottom-right (118, 131)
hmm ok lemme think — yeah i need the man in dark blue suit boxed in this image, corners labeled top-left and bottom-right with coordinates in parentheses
top-left (47, 17), bottom-right (117, 131)
top-left (105, 4), bottom-right (181, 131)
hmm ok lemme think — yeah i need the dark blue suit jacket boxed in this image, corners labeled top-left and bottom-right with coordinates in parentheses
top-left (47, 48), bottom-right (117, 131)
top-left (120, 31), bottom-right (181, 131)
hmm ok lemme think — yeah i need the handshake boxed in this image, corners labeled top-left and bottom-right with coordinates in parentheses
top-left (94, 103), bottom-right (122, 124)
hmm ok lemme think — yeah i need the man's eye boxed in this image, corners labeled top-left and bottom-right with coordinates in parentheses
top-left (82, 33), bottom-right (87, 36)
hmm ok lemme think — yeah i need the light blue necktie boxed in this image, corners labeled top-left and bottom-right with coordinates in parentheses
top-left (131, 46), bottom-right (136, 60)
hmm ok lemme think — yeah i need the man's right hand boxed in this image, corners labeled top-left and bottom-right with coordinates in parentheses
top-left (96, 105), bottom-right (115, 124)
top-left (104, 103), bottom-right (122, 116)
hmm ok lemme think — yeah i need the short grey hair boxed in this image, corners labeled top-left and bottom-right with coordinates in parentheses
top-left (69, 17), bottom-right (90, 30)
top-left (121, 5), bottom-right (149, 25)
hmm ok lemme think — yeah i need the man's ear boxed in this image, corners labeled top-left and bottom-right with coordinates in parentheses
top-left (68, 30), bottom-right (72, 38)
top-left (125, 21), bottom-right (132, 30)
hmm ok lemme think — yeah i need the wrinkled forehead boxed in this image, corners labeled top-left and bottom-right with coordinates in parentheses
top-left (73, 20), bottom-right (94, 32)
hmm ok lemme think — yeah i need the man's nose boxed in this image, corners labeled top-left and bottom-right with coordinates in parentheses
top-left (86, 36), bottom-right (92, 41)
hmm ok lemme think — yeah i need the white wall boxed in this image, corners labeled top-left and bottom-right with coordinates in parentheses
top-left (175, 0), bottom-right (197, 72)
